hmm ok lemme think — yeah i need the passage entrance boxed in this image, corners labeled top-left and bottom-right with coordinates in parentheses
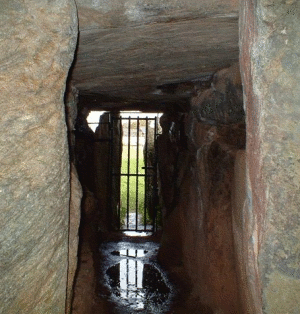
top-left (107, 113), bottom-right (160, 232)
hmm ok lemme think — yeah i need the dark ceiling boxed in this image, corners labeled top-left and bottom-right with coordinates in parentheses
top-left (71, 0), bottom-right (239, 112)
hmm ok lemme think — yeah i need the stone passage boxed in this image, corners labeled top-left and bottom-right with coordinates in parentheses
top-left (2, 1), bottom-right (300, 313)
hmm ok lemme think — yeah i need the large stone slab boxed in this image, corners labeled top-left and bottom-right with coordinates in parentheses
top-left (158, 109), bottom-right (245, 312)
top-left (72, 17), bottom-right (238, 98)
top-left (70, 0), bottom-right (239, 109)
top-left (76, 0), bottom-right (239, 30)
top-left (0, 1), bottom-right (77, 313)
top-left (240, 0), bottom-right (300, 312)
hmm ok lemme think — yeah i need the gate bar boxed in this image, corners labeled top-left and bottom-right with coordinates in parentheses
top-left (153, 116), bottom-right (158, 232)
top-left (144, 117), bottom-right (148, 230)
top-left (126, 117), bottom-right (131, 229)
top-left (118, 118), bottom-right (122, 230)
top-left (135, 117), bottom-right (139, 231)
top-left (107, 115), bottom-right (159, 231)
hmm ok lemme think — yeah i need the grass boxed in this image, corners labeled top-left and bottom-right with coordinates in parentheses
top-left (120, 145), bottom-right (147, 227)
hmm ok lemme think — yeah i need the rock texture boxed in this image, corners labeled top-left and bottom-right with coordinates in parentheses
top-left (157, 66), bottom-right (245, 313)
top-left (74, 108), bottom-right (95, 193)
top-left (94, 112), bottom-right (122, 231)
top-left (0, 1), bottom-right (77, 313)
top-left (191, 63), bottom-right (244, 125)
top-left (65, 85), bottom-right (79, 163)
top-left (240, 0), bottom-right (300, 313)
top-left (158, 116), bottom-right (245, 313)
top-left (70, 0), bottom-right (239, 111)
top-left (71, 190), bottom-right (100, 314)
top-left (66, 164), bottom-right (82, 314)
top-left (76, 0), bottom-right (239, 29)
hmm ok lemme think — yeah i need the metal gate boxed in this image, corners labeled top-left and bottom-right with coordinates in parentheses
top-left (109, 114), bottom-right (160, 232)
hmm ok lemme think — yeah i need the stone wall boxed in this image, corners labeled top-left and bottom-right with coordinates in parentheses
top-left (94, 112), bottom-right (122, 231)
top-left (0, 1), bottom-right (77, 313)
top-left (66, 164), bottom-right (82, 314)
top-left (240, 0), bottom-right (300, 313)
top-left (64, 86), bottom-right (83, 314)
top-left (158, 64), bottom-right (246, 313)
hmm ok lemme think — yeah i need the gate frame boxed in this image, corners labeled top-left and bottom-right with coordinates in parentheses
top-left (109, 113), bottom-right (160, 232)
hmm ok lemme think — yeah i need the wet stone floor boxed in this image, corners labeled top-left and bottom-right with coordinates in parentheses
top-left (98, 235), bottom-right (174, 314)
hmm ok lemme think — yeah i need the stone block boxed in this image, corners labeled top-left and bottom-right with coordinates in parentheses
top-left (0, 1), bottom-right (77, 312)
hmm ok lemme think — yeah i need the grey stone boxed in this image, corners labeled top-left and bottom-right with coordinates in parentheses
top-left (66, 164), bottom-right (82, 314)
top-left (0, 1), bottom-right (77, 313)
top-left (70, 0), bottom-right (239, 111)
top-left (157, 111), bottom-right (245, 313)
top-left (240, 0), bottom-right (300, 312)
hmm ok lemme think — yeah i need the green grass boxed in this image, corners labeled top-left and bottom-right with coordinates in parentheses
top-left (120, 145), bottom-right (146, 227)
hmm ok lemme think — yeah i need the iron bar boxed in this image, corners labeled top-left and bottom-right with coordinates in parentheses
top-left (126, 117), bottom-right (131, 230)
top-left (126, 251), bottom-right (129, 299)
top-left (144, 117), bottom-right (148, 230)
top-left (135, 251), bottom-right (138, 296)
top-left (135, 117), bottom-right (139, 231)
top-left (118, 117), bottom-right (156, 121)
top-left (106, 114), bottom-right (160, 232)
top-left (107, 117), bottom-right (156, 122)
top-left (153, 116), bottom-right (158, 232)
top-left (118, 118), bottom-right (122, 230)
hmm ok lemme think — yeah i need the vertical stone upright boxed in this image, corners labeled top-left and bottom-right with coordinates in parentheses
top-left (240, 0), bottom-right (300, 313)
top-left (65, 87), bottom-right (82, 314)
top-left (144, 122), bottom-right (156, 223)
top-left (94, 112), bottom-right (122, 231)
top-left (0, 1), bottom-right (78, 313)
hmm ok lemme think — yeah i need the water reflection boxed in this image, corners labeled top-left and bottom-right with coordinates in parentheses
top-left (106, 249), bottom-right (170, 312)
top-left (111, 249), bottom-right (148, 257)
top-left (123, 231), bottom-right (152, 237)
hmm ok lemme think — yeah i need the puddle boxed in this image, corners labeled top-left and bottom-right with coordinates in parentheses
top-left (100, 241), bottom-right (173, 313)
top-left (111, 249), bottom-right (148, 257)
top-left (123, 231), bottom-right (152, 237)
top-left (107, 261), bottom-right (170, 311)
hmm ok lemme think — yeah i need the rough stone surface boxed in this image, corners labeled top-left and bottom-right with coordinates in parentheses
top-left (76, 0), bottom-right (239, 30)
top-left (143, 123), bottom-right (157, 222)
top-left (66, 164), bottom-right (82, 314)
top-left (157, 111), bottom-right (245, 313)
top-left (231, 150), bottom-right (256, 314)
top-left (191, 63), bottom-right (244, 125)
top-left (74, 109), bottom-right (95, 193)
top-left (71, 190), bottom-right (102, 314)
top-left (240, 1), bottom-right (300, 313)
top-left (0, 1), bottom-right (77, 313)
top-left (65, 85), bottom-right (79, 162)
top-left (94, 112), bottom-right (122, 231)
top-left (70, 0), bottom-right (239, 110)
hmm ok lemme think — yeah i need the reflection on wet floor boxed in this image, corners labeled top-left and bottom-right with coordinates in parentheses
top-left (111, 249), bottom-right (148, 257)
top-left (100, 240), bottom-right (173, 313)
top-left (123, 231), bottom-right (152, 237)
